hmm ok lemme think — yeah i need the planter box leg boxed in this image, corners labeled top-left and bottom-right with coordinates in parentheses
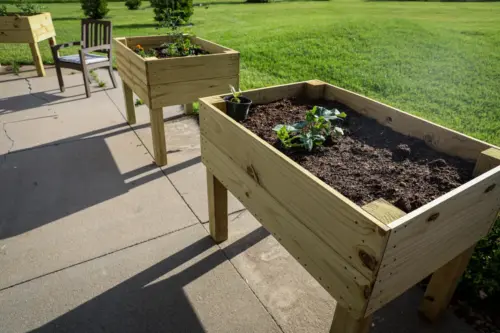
top-left (330, 198), bottom-right (405, 333)
top-left (207, 169), bottom-right (228, 243)
top-left (419, 246), bottom-right (475, 322)
top-left (419, 147), bottom-right (500, 322)
top-left (123, 82), bottom-right (136, 125)
top-left (184, 103), bottom-right (194, 114)
top-left (29, 42), bottom-right (45, 77)
top-left (330, 306), bottom-right (371, 333)
top-left (149, 107), bottom-right (167, 166)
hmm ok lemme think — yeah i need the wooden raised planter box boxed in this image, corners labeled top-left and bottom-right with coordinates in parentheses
top-left (114, 35), bottom-right (239, 166)
top-left (199, 80), bottom-right (500, 332)
top-left (0, 12), bottom-right (56, 77)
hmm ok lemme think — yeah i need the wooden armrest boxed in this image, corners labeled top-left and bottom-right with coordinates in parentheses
top-left (51, 41), bottom-right (82, 52)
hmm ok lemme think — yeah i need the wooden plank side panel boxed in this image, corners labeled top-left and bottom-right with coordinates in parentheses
top-left (0, 16), bottom-right (31, 30)
top-left (147, 52), bottom-right (239, 85)
top-left (115, 50), bottom-right (148, 86)
top-left (193, 36), bottom-right (234, 54)
top-left (201, 135), bottom-right (371, 318)
top-left (114, 38), bottom-right (147, 73)
top-left (150, 76), bottom-right (239, 108)
top-left (366, 166), bottom-right (500, 314)
top-left (199, 98), bottom-right (389, 280)
top-left (218, 81), bottom-right (307, 105)
top-left (117, 62), bottom-right (150, 106)
top-left (28, 12), bottom-right (55, 42)
top-left (324, 84), bottom-right (494, 160)
top-left (0, 28), bottom-right (34, 43)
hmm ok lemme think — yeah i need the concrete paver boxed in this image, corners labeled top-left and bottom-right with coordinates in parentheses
top-left (0, 126), bottom-right (198, 289)
top-left (0, 223), bottom-right (281, 333)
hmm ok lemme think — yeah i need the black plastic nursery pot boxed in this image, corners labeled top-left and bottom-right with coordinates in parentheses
top-left (224, 96), bottom-right (252, 121)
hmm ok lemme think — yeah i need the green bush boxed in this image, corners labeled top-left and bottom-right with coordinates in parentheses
top-left (125, 0), bottom-right (141, 9)
top-left (458, 217), bottom-right (500, 306)
top-left (246, 0), bottom-right (269, 2)
top-left (150, 0), bottom-right (193, 26)
top-left (0, 4), bottom-right (7, 15)
top-left (81, 0), bottom-right (109, 19)
top-left (15, 0), bottom-right (45, 15)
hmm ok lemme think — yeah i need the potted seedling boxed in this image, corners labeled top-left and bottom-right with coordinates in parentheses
top-left (224, 85), bottom-right (252, 121)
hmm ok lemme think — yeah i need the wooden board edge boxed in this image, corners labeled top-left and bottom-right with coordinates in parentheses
top-left (323, 83), bottom-right (496, 160)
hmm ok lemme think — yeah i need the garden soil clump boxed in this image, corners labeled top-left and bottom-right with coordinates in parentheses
top-left (242, 98), bottom-right (475, 213)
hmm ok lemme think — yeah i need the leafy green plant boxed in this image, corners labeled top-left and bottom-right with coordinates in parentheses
top-left (135, 98), bottom-right (144, 106)
top-left (125, 0), bottom-right (141, 10)
top-left (15, 0), bottom-right (45, 15)
top-left (81, 0), bottom-right (108, 19)
top-left (133, 32), bottom-right (206, 58)
top-left (89, 70), bottom-right (106, 87)
top-left (150, 0), bottom-right (193, 27)
top-left (10, 61), bottom-right (20, 75)
top-left (273, 106), bottom-right (346, 152)
top-left (0, 5), bottom-right (8, 16)
top-left (229, 85), bottom-right (242, 103)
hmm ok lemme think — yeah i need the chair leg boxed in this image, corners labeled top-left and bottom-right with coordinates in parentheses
top-left (54, 63), bottom-right (65, 93)
top-left (108, 66), bottom-right (117, 88)
top-left (82, 69), bottom-right (91, 98)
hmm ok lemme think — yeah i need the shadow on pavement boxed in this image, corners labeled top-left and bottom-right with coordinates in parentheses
top-left (29, 227), bottom-right (271, 333)
top-left (0, 118), bottom-right (201, 240)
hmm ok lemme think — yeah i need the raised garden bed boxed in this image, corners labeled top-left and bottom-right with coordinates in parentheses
top-left (199, 80), bottom-right (500, 332)
top-left (114, 35), bottom-right (239, 166)
top-left (0, 12), bottom-right (56, 77)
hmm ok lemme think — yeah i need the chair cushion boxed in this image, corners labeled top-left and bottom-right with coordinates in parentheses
top-left (59, 54), bottom-right (109, 65)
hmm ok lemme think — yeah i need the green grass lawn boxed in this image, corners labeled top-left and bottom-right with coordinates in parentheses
top-left (1, 0), bottom-right (499, 145)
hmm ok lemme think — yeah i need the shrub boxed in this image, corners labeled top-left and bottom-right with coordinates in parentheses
top-left (15, 0), bottom-right (45, 15)
top-left (0, 5), bottom-right (7, 16)
top-left (246, 0), bottom-right (269, 3)
top-left (81, 0), bottom-right (109, 19)
top-left (125, 0), bottom-right (141, 10)
top-left (457, 217), bottom-right (500, 306)
top-left (150, 0), bottom-right (193, 26)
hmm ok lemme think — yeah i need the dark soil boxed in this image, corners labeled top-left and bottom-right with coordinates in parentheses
top-left (241, 98), bottom-right (475, 213)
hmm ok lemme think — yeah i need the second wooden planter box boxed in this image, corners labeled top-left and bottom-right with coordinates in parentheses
top-left (199, 80), bottom-right (500, 332)
top-left (114, 35), bottom-right (239, 166)
top-left (0, 12), bottom-right (56, 76)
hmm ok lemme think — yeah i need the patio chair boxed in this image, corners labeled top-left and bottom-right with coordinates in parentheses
top-left (50, 19), bottom-right (117, 98)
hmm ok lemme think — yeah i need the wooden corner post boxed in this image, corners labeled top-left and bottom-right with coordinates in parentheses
top-left (330, 198), bottom-right (406, 333)
top-left (207, 169), bottom-right (228, 243)
top-left (419, 147), bottom-right (500, 322)
top-left (149, 107), bottom-right (167, 166)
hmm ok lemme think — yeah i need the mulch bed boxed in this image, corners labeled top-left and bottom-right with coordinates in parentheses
top-left (241, 98), bottom-right (475, 213)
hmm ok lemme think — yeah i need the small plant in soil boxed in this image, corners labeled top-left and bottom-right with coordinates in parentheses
top-left (224, 85), bottom-right (252, 121)
top-left (132, 32), bottom-right (208, 59)
top-left (273, 106), bottom-right (346, 152)
top-left (135, 98), bottom-right (144, 106)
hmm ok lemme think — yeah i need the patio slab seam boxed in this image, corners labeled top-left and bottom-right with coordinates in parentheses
top-left (0, 222), bottom-right (200, 293)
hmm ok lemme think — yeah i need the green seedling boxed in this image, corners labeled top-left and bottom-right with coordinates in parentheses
top-left (229, 85), bottom-right (242, 103)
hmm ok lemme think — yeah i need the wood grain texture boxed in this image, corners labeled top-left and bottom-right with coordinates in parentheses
top-left (366, 165), bottom-right (500, 315)
top-left (149, 107), bottom-right (167, 166)
top-left (201, 135), bottom-right (372, 318)
top-left (0, 13), bottom-right (54, 43)
top-left (122, 81), bottom-right (136, 125)
top-left (29, 42), bottom-right (45, 77)
top-left (207, 169), bottom-right (228, 243)
top-left (147, 52), bottom-right (239, 85)
top-left (419, 147), bottom-right (500, 321)
top-left (116, 59), bottom-right (150, 106)
top-left (362, 199), bottom-right (406, 225)
top-left (323, 83), bottom-right (493, 160)
top-left (330, 306), bottom-right (372, 333)
top-left (199, 97), bottom-right (389, 281)
top-left (418, 246), bottom-right (475, 322)
top-left (150, 76), bottom-right (239, 108)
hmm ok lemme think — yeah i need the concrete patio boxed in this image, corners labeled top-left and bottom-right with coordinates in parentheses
top-left (0, 66), bottom-right (477, 333)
